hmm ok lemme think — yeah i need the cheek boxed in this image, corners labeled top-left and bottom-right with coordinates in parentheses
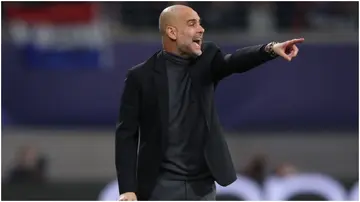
top-left (180, 29), bottom-right (194, 40)
top-left (185, 29), bottom-right (195, 37)
top-left (178, 35), bottom-right (191, 45)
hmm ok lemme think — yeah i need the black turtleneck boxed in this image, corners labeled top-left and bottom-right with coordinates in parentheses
top-left (160, 51), bottom-right (211, 180)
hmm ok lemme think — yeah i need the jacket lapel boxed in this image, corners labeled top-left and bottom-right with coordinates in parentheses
top-left (153, 51), bottom-right (169, 149)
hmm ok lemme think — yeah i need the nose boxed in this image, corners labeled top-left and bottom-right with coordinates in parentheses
top-left (198, 24), bottom-right (205, 33)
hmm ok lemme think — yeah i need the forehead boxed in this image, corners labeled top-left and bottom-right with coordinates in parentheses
top-left (177, 8), bottom-right (200, 22)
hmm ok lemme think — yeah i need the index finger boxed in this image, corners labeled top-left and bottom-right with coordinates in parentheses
top-left (288, 38), bottom-right (305, 45)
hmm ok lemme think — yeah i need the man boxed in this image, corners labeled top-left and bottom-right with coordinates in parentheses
top-left (116, 4), bottom-right (304, 201)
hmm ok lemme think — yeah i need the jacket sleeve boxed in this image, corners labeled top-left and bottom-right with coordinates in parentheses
top-left (211, 44), bottom-right (276, 82)
top-left (115, 69), bottom-right (140, 195)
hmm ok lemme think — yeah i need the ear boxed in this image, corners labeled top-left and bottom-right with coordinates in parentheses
top-left (166, 26), bottom-right (177, 40)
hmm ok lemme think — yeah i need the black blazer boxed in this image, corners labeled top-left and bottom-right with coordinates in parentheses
top-left (115, 41), bottom-right (276, 200)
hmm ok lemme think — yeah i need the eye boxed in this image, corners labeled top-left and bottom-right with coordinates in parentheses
top-left (187, 20), bottom-right (197, 27)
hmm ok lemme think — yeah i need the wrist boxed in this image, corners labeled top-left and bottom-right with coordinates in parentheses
top-left (264, 42), bottom-right (279, 58)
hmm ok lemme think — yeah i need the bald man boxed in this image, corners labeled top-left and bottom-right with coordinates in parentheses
top-left (116, 5), bottom-right (304, 201)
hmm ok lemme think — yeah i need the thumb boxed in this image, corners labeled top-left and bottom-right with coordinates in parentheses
top-left (276, 50), bottom-right (292, 61)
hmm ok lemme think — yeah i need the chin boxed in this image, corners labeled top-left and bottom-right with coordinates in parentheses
top-left (193, 50), bottom-right (203, 57)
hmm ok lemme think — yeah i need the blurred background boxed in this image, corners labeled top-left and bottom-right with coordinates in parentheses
top-left (1, 1), bottom-right (358, 201)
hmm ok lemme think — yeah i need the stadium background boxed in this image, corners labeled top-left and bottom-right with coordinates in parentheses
top-left (1, 1), bottom-right (358, 201)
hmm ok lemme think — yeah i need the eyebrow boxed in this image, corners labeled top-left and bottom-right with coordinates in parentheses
top-left (187, 18), bottom-right (201, 24)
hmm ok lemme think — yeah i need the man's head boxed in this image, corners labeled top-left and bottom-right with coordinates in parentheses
top-left (159, 5), bottom-right (205, 58)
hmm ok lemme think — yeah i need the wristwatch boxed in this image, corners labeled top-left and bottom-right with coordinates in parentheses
top-left (265, 42), bottom-right (279, 58)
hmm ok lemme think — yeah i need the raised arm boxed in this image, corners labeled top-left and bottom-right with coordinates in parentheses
top-left (211, 44), bottom-right (276, 82)
top-left (211, 38), bottom-right (304, 82)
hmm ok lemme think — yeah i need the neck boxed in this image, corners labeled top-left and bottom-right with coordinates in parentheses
top-left (163, 51), bottom-right (191, 65)
top-left (162, 39), bottom-right (190, 59)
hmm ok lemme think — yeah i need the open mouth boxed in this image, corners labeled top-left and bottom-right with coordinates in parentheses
top-left (193, 39), bottom-right (202, 46)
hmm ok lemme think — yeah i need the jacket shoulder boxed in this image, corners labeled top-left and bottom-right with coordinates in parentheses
top-left (124, 62), bottom-right (144, 85)
top-left (202, 41), bottom-right (221, 53)
top-left (128, 61), bottom-right (146, 74)
top-left (128, 51), bottom-right (159, 75)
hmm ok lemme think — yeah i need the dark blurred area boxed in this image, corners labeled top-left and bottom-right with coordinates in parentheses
top-left (1, 1), bottom-right (358, 201)
top-left (111, 1), bottom-right (358, 32)
top-left (3, 2), bottom-right (358, 31)
top-left (6, 145), bottom-right (47, 184)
